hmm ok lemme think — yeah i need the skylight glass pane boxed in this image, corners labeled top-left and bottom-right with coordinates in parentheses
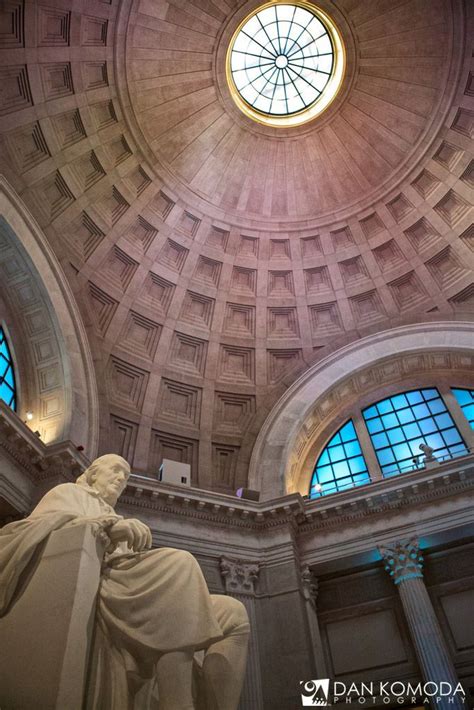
top-left (229, 3), bottom-right (335, 117)
top-left (452, 388), bottom-right (474, 430)
top-left (310, 420), bottom-right (370, 498)
top-left (363, 388), bottom-right (468, 476)
top-left (0, 327), bottom-right (17, 412)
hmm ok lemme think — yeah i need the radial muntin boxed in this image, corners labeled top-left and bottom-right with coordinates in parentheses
top-left (226, 1), bottom-right (345, 128)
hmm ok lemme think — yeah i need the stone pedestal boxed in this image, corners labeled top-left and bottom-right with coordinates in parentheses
top-left (0, 524), bottom-right (104, 710)
top-left (379, 537), bottom-right (465, 710)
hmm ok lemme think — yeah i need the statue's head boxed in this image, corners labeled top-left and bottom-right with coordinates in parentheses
top-left (76, 454), bottom-right (131, 506)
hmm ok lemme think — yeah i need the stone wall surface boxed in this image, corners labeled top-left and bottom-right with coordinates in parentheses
top-left (1, 408), bottom-right (473, 709)
top-left (0, 3), bottom-right (473, 706)
top-left (0, 0), bottom-right (472, 494)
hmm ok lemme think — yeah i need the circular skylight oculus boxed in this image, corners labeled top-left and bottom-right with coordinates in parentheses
top-left (227, 3), bottom-right (344, 127)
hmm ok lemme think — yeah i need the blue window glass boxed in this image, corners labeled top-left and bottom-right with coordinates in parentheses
top-left (427, 399), bottom-right (445, 415)
top-left (0, 327), bottom-right (17, 411)
top-left (397, 408), bottom-right (415, 424)
top-left (452, 388), bottom-right (474, 430)
top-left (364, 405), bottom-right (378, 418)
top-left (310, 420), bottom-right (370, 498)
top-left (377, 400), bottom-right (393, 415)
top-left (406, 391), bottom-right (423, 405)
top-left (403, 422), bottom-right (421, 438)
top-left (387, 428), bottom-right (404, 445)
top-left (363, 388), bottom-right (468, 477)
top-left (366, 417), bottom-right (383, 434)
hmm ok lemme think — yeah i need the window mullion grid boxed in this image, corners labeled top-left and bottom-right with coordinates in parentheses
top-left (439, 384), bottom-right (474, 451)
top-left (311, 387), bottom-right (471, 500)
top-left (363, 389), bottom-right (468, 477)
top-left (0, 327), bottom-right (17, 411)
top-left (311, 421), bottom-right (370, 497)
top-left (388, 407), bottom-right (406, 475)
top-left (375, 400), bottom-right (416, 475)
top-left (230, 5), bottom-right (335, 118)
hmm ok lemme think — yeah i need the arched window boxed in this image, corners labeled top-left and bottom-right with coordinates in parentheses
top-left (0, 326), bottom-right (17, 411)
top-left (452, 388), bottom-right (474, 430)
top-left (363, 388), bottom-right (467, 477)
top-left (310, 420), bottom-right (370, 498)
top-left (309, 386), bottom-right (471, 498)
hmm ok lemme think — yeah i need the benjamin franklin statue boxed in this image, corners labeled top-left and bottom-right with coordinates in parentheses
top-left (0, 454), bottom-right (250, 709)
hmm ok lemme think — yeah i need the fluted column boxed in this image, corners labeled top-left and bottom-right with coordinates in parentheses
top-left (379, 538), bottom-right (464, 710)
top-left (301, 565), bottom-right (328, 678)
top-left (220, 557), bottom-right (263, 710)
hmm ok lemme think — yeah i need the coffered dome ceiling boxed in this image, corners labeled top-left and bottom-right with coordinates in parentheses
top-left (122, 0), bottom-right (463, 224)
top-left (0, 0), bottom-right (472, 492)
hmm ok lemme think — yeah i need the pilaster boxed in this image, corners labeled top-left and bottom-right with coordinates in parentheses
top-left (220, 557), bottom-right (263, 710)
top-left (301, 564), bottom-right (327, 678)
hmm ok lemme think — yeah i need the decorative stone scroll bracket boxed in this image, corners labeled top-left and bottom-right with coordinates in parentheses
top-left (220, 556), bottom-right (260, 596)
top-left (378, 536), bottom-right (423, 584)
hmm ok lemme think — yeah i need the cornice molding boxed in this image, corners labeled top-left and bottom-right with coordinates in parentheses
top-left (2, 404), bottom-right (472, 541)
top-left (300, 460), bottom-right (473, 532)
top-left (0, 403), bottom-right (89, 484)
top-left (119, 454), bottom-right (474, 535)
top-left (119, 479), bottom-right (304, 531)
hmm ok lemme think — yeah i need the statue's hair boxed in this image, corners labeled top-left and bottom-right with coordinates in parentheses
top-left (76, 454), bottom-right (130, 488)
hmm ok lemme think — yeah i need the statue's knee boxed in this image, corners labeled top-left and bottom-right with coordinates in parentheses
top-left (174, 549), bottom-right (201, 572)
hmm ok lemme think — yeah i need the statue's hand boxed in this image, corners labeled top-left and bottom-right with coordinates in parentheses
top-left (108, 518), bottom-right (152, 552)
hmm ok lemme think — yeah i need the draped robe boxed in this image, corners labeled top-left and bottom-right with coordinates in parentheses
top-left (0, 482), bottom-right (225, 708)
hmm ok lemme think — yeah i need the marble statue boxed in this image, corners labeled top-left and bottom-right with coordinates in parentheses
top-left (0, 454), bottom-right (250, 710)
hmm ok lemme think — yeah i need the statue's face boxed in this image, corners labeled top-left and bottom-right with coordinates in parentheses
top-left (91, 456), bottom-right (131, 504)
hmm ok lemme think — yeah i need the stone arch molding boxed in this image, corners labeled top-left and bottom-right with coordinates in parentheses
top-left (249, 322), bottom-right (474, 500)
top-left (0, 177), bottom-right (99, 458)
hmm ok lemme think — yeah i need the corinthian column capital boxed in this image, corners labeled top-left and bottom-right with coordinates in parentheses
top-left (220, 556), bottom-right (260, 596)
top-left (378, 537), bottom-right (423, 585)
